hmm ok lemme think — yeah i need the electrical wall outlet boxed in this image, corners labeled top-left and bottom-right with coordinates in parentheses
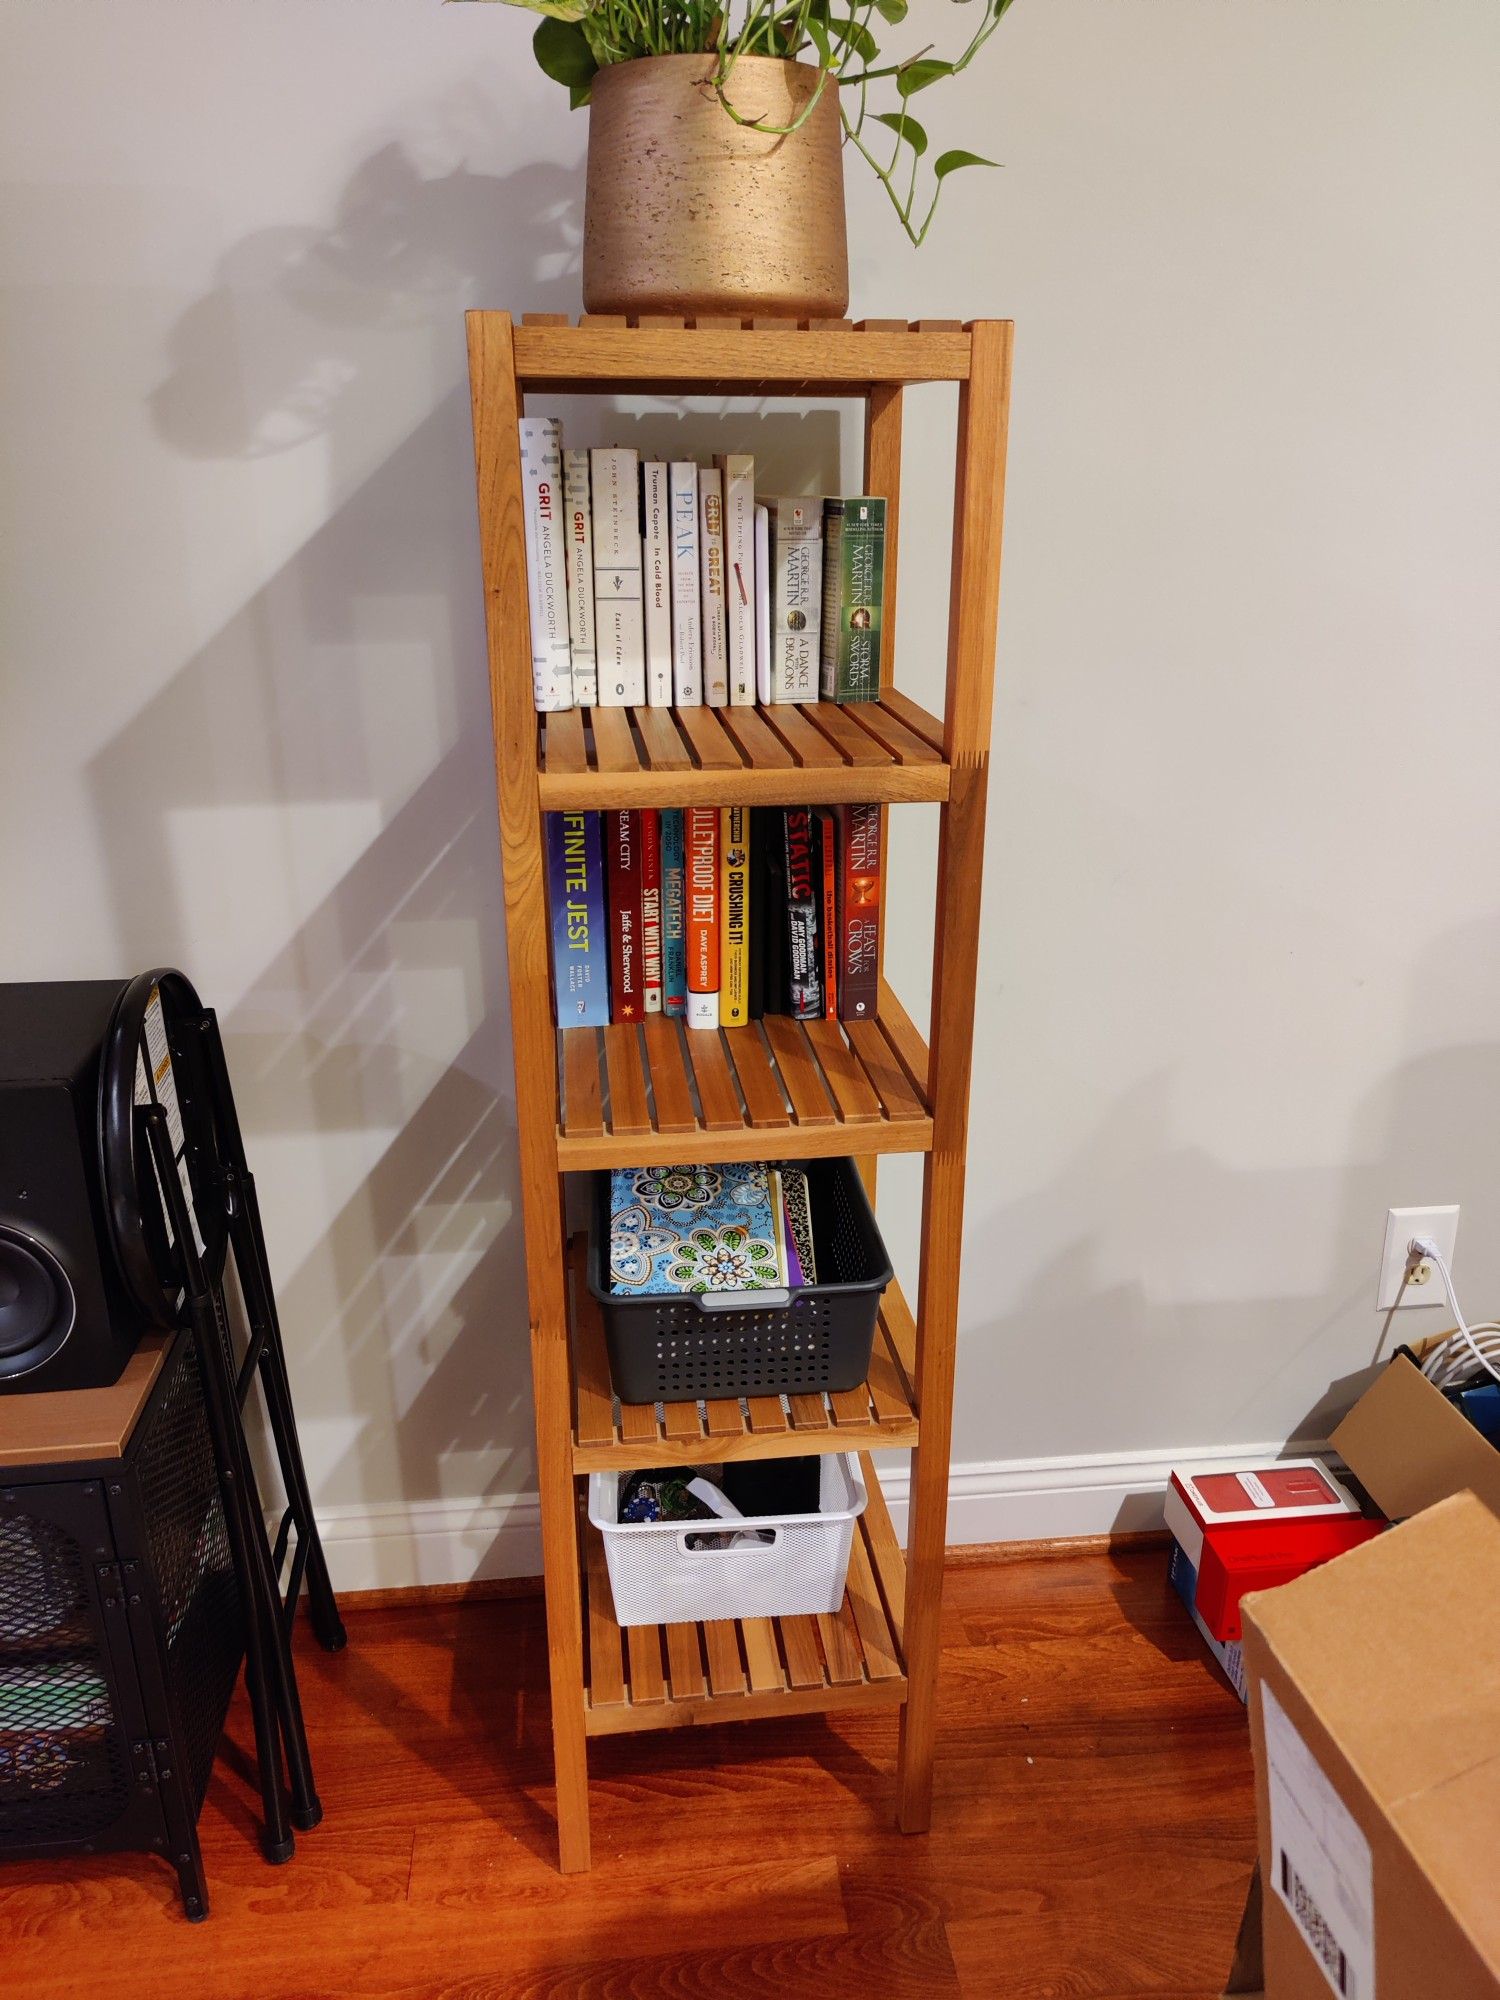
top-left (1377, 1205), bottom-right (1460, 1310)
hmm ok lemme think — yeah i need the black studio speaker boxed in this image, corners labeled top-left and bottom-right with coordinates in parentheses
top-left (0, 982), bottom-right (157, 1393)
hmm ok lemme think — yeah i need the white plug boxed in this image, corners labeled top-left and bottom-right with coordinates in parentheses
top-left (1376, 1205), bottom-right (1459, 1310)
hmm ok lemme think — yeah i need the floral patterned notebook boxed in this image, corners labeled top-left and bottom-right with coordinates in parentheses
top-left (608, 1163), bottom-right (790, 1295)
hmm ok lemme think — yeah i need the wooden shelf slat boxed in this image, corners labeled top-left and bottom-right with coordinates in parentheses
top-left (722, 1024), bottom-right (791, 1129)
top-left (674, 703), bottom-right (745, 771)
top-left (641, 1015), bottom-right (697, 1134)
top-left (565, 1237), bottom-right (920, 1470)
top-left (508, 319), bottom-right (972, 390)
top-left (590, 705), bottom-right (640, 773)
top-left (582, 1501), bottom-right (908, 1737)
top-left (761, 1016), bottom-right (837, 1127)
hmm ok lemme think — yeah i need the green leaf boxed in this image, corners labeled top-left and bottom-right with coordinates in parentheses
top-left (933, 147), bottom-right (1000, 178)
top-left (825, 17), bottom-right (879, 60)
top-left (533, 16), bottom-right (597, 94)
top-left (871, 110), bottom-right (928, 157)
top-left (896, 57), bottom-right (954, 96)
top-left (568, 77), bottom-right (594, 109)
top-left (871, 0), bottom-right (908, 20)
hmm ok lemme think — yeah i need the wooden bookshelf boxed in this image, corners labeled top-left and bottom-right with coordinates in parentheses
top-left (468, 310), bottom-right (1012, 1872)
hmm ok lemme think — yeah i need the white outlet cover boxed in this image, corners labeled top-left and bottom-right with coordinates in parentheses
top-left (1377, 1205), bottom-right (1460, 1310)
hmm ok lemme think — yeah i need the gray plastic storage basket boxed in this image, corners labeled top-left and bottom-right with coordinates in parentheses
top-left (590, 1156), bottom-right (893, 1403)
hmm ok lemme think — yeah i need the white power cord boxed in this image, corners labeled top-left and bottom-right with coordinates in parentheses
top-left (1407, 1235), bottom-right (1500, 1389)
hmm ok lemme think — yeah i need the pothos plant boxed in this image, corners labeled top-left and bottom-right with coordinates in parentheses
top-left (464, 1), bottom-right (1016, 246)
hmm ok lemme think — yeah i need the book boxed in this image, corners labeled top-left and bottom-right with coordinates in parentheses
top-left (607, 1163), bottom-right (785, 1295)
top-left (684, 806), bottom-right (720, 1030)
top-left (639, 809), bottom-right (663, 1014)
top-left (562, 449), bottom-right (597, 706)
top-left (814, 806), bottom-right (839, 1022)
top-left (698, 466), bottom-right (729, 707)
top-left (545, 812), bottom-right (609, 1027)
top-left (780, 1165), bottom-right (816, 1284)
top-left (591, 447), bottom-right (646, 706)
top-left (820, 495), bottom-right (886, 703)
top-left (660, 808), bottom-right (687, 1019)
top-left (720, 807), bottom-right (750, 1030)
top-left (668, 461), bottom-right (703, 706)
top-left (754, 503), bottom-right (771, 704)
top-left (606, 809), bottom-right (643, 1023)
top-left (766, 495), bottom-right (823, 703)
top-left (518, 417), bottom-right (573, 711)
top-left (641, 461), bottom-right (673, 707)
top-left (782, 808), bottom-right (822, 1020)
top-left (836, 802), bottom-right (881, 1022)
top-left (716, 453), bottom-right (757, 706)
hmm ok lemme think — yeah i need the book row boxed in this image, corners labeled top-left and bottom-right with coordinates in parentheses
top-left (546, 802), bottom-right (882, 1030)
top-left (519, 419), bottom-right (886, 715)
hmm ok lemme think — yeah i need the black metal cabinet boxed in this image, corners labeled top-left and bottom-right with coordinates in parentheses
top-left (0, 1334), bottom-right (242, 1918)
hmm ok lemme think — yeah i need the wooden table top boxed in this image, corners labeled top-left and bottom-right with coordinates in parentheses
top-left (0, 1333), bottom-right (174, 1469)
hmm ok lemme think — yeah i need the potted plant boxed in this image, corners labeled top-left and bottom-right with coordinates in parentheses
top-left (461, 1), bottom-right (1015, 316)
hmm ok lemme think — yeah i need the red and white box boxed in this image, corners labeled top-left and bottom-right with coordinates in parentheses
top-left (1164, 1458), bottom-right (1362, 1574)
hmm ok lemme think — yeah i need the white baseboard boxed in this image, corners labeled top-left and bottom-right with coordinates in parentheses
top-left (309, 1437), bottom-right (1321, 1595)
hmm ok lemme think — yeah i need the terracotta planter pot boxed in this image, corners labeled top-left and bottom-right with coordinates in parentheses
top-left (583, 54), bottom-right (849, 320)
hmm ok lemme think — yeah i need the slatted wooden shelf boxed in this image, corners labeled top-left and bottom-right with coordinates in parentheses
top-left (556, 981), bottom-right (932, 1169)
top-left (510, 312), bottom-right (971, 394)
top-left (537, 691), bottom-right (948, 808)
top-left (583, 1452), bottom-right (908, 1736)
top-left (567, 1235), bottom-right (920, 1471)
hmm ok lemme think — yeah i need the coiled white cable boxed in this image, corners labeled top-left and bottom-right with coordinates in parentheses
top-left (1407, 1236), bottom-right (1500, 1388)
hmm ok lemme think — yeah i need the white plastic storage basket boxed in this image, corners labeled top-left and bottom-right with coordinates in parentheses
top-left (588, 1454), bottom-right (868, 1628)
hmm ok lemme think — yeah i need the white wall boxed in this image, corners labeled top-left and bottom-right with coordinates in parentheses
top-left (3, 0), bottom-right (1498, 1583)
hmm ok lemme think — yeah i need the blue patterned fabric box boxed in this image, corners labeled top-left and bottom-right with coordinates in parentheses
top-left (607, 1163), bottom-right (788, 1295)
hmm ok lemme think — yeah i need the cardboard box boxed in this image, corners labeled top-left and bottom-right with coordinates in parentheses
top-left (1242, 1492), bottom-right (1500, 1998)
top-left (1331, 1352), bottom-right (1500, 1523)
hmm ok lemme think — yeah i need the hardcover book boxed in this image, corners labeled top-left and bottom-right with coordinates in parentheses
top-left (545, 811), bottom-right (609, 1027)
top-left (639, 808), bottom-right (663, 1015)
top-left (814, 806), bottom-right (839, 1022)
top-left (766, 496), bottom-right (823, 703)
top-left (698, 466), bottom-right (729, 707)
top-left (684, 806), bottom-right (720, 1029)
top-left (782, 808), bottom-right (822, 1020)
top-left (607, 1163), bottom-right (787, 1296)
top-left (716, 453), bottom-right (757, 706)
top-left (606, 809), bottom-right (643, 1023)
top-left (591, 446), bottom-right (646, 706)
top-left (669, 461), bottom-right (703, 706)
top-left (660, 808), bottom-right (687, 1018)
top-left (836, 802), bottom-right (881, 1023)
top-left (642, 461), bottom-right (673, 707)
top-left (754, 502), bottom-right (771, 705)
top-left (518, 417), bottom-right (573, 711)
top-left (820, 495), bottom-right (886, 704)
top-left (720, 806), bottom-right (750, 1030)
top-left (562, 448), bottom-right (597, 707)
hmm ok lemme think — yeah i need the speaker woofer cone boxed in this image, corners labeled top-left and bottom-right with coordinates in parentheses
top-left (0, 1228), bottom-right (76, 1376)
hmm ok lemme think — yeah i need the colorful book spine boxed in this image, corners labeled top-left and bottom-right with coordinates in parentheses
top-left (660, 808), bottom-right (687, 1019)
top-left (836, 802), bottom-right (881, 1023)
top-left (782, 808), bottom-right (822, 1021)
top-left (562, 449), bottom-right (597, 706)
top-left (814, 806), bottom-right (839, 1022)
top-left (607, 809), bottom-right (643, 1023)
top-left (720, 807), bottom-right (750, 1030)
top-left (591, 446), bottom-right (646, 706)
top-left (754, 503), bottom-right (771, 705)
top-left (698, 466), bottom-right (729, 707)
top-left (685, 806), bottom-right (720, 1030)
top-left (639, 809), bottom-right (663, 1015)
top-left (545, 812), bottom-right (609, 1027)
top-left (518, 417), bottom-right (573, 711)
top-left (767, 495), bottom-right (823, 703)
top-left (820, 495), bottom-right (886, 703)
top-left (717, 453), bottom-right (756, 706)
top-left (642, 461), bottom-right (673, 707)
top-left (669, 461), bottom-right (703, 706)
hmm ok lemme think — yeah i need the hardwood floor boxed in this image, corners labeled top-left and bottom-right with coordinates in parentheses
top-left (1, 1541), bottom-right (1256, 2000)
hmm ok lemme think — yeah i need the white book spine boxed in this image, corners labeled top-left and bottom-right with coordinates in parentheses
top-left (591, 447), bottom-right (646, 706)
top-left (642, 462), bottom-right (673, 707)
top-left (754, 503), bottom-right (771, 705)
top-left (767, 495), bottom-right (824, 703)
top-left (716, 453), bottom-right (756, 706)
top-left (562, 449), bottom-right (597, 706)
top-left (518, 417), bottom-right (573, 711)
top-left (668, 460), bottom-right (703, 706)
top-left (686, 989), bottom-right (720, 1031)
top-left (698, 466), bottom-right (729, 708)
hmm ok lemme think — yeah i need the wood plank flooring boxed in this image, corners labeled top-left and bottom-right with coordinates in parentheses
top-left (0, 1541), bottom-right (1257, 2000)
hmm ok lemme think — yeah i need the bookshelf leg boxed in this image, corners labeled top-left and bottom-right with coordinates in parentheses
top-left (541, 1470), bottom-right (591, 1874)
